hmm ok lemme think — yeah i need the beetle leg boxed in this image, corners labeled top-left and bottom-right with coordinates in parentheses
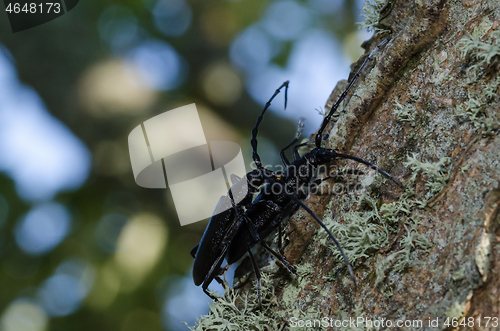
top-left (278, 222), bottom-right (283, 255)
top-left (201, 245), bottom-right (229, 300)
top-left (241, 200), bottom-right (280, 242)
top-left (286, 194), bottom-right (357, 289)
top-left (292, 141), bottom-right (308, 160)
top-left (258, 239), bottom-right (298, 276)
top-left (203, 287), bottom-right (217, 300)
top-left (213, 265), bottom-right (230, 290)
top-left (243, 213), bottom-right (298, 276)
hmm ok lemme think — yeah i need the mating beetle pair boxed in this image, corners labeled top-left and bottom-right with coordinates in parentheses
top-left (190, 38), bottom-right (401, 301)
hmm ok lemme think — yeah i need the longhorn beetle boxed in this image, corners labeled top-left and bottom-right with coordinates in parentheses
top-left (191, 38), bottom-right (401, 301)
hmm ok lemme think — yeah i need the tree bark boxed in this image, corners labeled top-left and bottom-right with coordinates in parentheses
top-left (191, 0), bottom-right (500, 330)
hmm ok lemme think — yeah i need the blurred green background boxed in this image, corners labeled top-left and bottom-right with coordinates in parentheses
top-left (0, 0), bottom-right (371, 330)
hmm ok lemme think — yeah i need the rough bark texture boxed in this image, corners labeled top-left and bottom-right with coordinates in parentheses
top-left (190, 0), bottom-right (500, 330)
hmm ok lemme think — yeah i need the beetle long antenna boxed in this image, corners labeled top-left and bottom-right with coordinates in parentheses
top-left (251, 81), bottom-right (289, 169)
top-left (333, 152), bottom-right (403, 188)
top-left (286, 195), bottom-right (357, 289)
top-left (315, 38), bottom-right (391, 148)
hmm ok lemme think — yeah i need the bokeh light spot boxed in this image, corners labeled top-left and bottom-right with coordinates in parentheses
top-left (0, 298), bottom-right (48, 331)
top-left (202, 63), bottom-right (242, 106)
top-left (38, 274), bottom-right (84, 317)
top-left (78, 59), bottom-right (158, 117)
top-left (126, 40), bottom-right (188, 91)
top-left (201, 6), bottom-right (239, 47)
top-left (54, 259), bottom-right (96, 294)
top-left (115, 213), bottom-right (168, 291)
top-left (14, 203), bottom-right (71, 256)
top-left (161, 275), bottom-right (210, 331)
top-left (98, 5), bottom-right (140, 53)
top-left (0, 48), bottom-right (91, 201)
top-left (261, 0), bottom-right (313, 41)
top-left (308, 0), bottom-right (345, 14)
top-left (37, 259), bottom-right (95, 317)
top-left (153, 0), bottom-right (192, 37)
top-left (229, 25), bottom-right (277, 71)
top-left (86, 261), bottom-right (121, 310)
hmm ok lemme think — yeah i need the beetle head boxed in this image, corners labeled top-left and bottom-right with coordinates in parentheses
top-left (303, 148), bottom-right (339, 166)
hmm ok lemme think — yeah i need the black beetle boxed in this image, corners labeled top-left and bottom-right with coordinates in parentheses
top-left (191, 38), bottom-right (400, 301)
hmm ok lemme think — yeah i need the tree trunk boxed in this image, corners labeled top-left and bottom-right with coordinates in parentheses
top-left (190, 0), bottom-right (500, 329)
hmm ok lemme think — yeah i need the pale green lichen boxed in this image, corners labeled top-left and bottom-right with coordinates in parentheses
top-left (322, 162), bottom-right (434, 288)
top-left (455, 88), bottom-right (500, 136)
top-left (403, 153), bottom-right (450, 200)
top-left (392, 98), bottom-right (417, 124)
top-left (484, 76), bottom-right (500, 100)
top-left (295, 262), bottom-right (315, 279)
top-left (456, 29), bottom-right (500, 138)
top-left (185, 274), bottom-right (286, 331)
top-left (379, 195), bottom-right (413, 224)
top-left (457, 29), bottom-right (500, 78)
top-left (320, 192), bottom-right (392, 266)
top-left (322, 173), bottom-right (433, 289)
top-left (374, 216), bottom-right (432, 287)
top-left (408, 87), bottom-right (420, 101)
top-left (375, 208), bottom-right (432, 287)
top-left (450, 263), bottom-right (468, 282)
top-left (333, 302), bottom-right (372, 331)
top-left (330, 208), bottom-right (390, 263)
top-left (356, 0), bottom-right (391, 35)
top-left (281, 282), bottom-right (302, 311)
